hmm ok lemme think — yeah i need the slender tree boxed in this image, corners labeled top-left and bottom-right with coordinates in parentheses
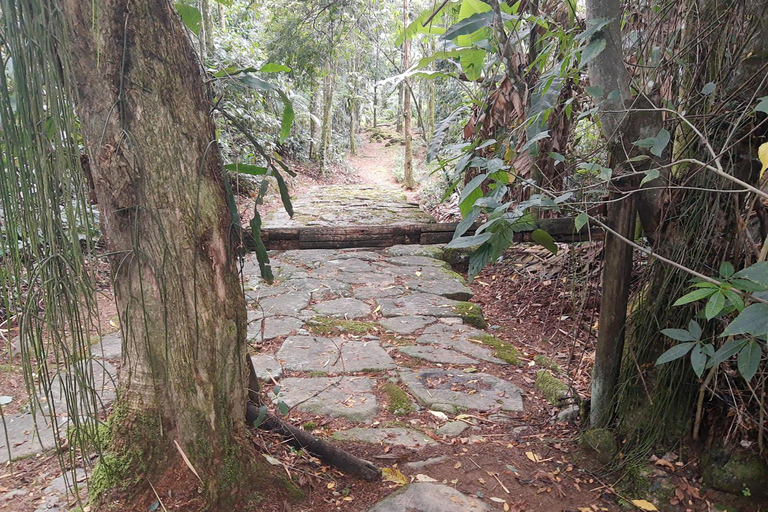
top-left (402, 0), bottom-right (416, 189)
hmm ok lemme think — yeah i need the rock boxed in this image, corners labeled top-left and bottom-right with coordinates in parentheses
top-left (276, 376), bottom-right (377, 422)
top-left (247, 316), bottom-right (303, 342)
top-left (332, 427), bottom-right (435, 448)
top-left (250, 354), bottom-right (283, 381)
top-left (557, 405), bottom-right (580, 423)
top-left (580, 428), bottom-right (618, 465)
top-left (334, 251), bottom-right (382, 261)
top-left (404, 278), bottom-right (473, 301)
top-left (336, 271), bottom-right (396, 286)
top-left (325, 258), bottom-right (376, 273)
top-left (385, 256), bottom-right (450, 269)
top-left (252, 291), bottom-right (311, 318)
top-left (702, 448), bottom-right (768, 498)
top-left (90, 332), bottom-right (122, 359)
top-left (1, 489), bottom-right (29, 501)
top-left (385, 245), bottom-right (445, 259)
top-left (400, 369), bottom-right (523, 413)
top-left (43, 468), bottom-right (87, 494)
top-left (398, 346), bottom-right (478, 365)
top-left (368, 483), bottom-right (489, 512)
top-left (281, 249), bottom-right (342, 268)
top-left (354, 285), bottom-right (405, 300)
top-left (312, 298), bottom-right (371, 319)
top-left (535, 370), bottom-right (569, 404)
top-left (379, 315), bottom-right (436, 334)
top-left (376, 293), bottom-right (464, 319)
top-left (415, 324), bottom-right (505, 364)
top-left (277, 336), bottom-right (394, 373)
top-left (435, 421), bottom-right (469, 437)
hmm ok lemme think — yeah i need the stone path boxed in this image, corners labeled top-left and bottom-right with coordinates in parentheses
top-left (2, 182), bottom-right (526, 511)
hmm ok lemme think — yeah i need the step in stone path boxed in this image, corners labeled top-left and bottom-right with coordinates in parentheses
top-left (3, 184), bottom-right (525, 511)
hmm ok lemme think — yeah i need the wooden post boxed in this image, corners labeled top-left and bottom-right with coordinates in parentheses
top-left (590, 190), bottom-right (636, 428)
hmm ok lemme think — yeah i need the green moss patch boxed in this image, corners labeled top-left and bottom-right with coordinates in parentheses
top-left (382, 383), bottom-right (414, 416)
top-left (579, 428), bottom-right (618, 465)
top-left (534, 354), bottom-right (562, 373)
top-left (535, 369), bottom-right (569, 404)
top-left (305, 316), bottom-right (378, 336)
top-left (452, 302), bottom-right (487, 329)
top-left (475, 334), bottom-right (521, 365)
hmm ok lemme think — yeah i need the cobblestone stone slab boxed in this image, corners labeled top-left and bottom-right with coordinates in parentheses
top-left (400, 369), bottom-right (523, 413)
top-left (277, 336), bottom-right (395, 373)
top-left (276, 376), bottom-right (377, 422)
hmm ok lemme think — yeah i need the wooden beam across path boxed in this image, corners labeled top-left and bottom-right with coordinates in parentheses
top-left (243, 218), bottom-right (603, 251)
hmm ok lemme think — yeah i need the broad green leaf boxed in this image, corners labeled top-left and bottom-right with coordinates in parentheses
top-left (549, 152), bottom-right (566, 163)
top-left (459, 48), bottom-right (486, 81)
top-left (710, 338), bottom-right (748, 367)
top-left (737, 341), bottom-right (762, 382)
top-left (722, 303), bottom-right (768, 336)
top-left (688, 320), bottom-right (702, 340)
top-left (455, 207), bottom-right (481, 238)
top-left (459, 173), bottom-right (487, 216)
top-left (574, 212), bottom-right (588, 232)
top-left (719, 261), bottom-right (735, 278)
top-left (576, 17), bottom-right (611, 42)
top-left (175, 4), bottom-right (202, 35)
top-left (672, 287), bottom-right (716, 306)
top-left (661, 328), bottom-right (696, 342)
top-left (443, 11), bottom-right (495, 41)
top-left (520, 131), bottom-right (550, 153)
top-left (655, 342), bottom-right (696, 365)
top-left (651, 129), bottom-right (671, 157)
top-left (531, 229), bottom-right (557, 255)
top-left (690, 344), bottom-right (707, 377)
top-left (224, 163), bottom-right (268, 176)
top-left (705, 291), bottom-right (726, 320)
top-left (700, 82), bottom-right (716, 95)
top-left (640, 169), bottom-right (660, 186)
top-left (580, 38), bottom-right (606, 68)
top-left (730, 278), bottom-right (768, 292)
top-left (755, 96), bottom-right (768, 115)
top-left (446, 232), bottom-right (492, 249)
top-left (721, 289), bottom-right (744, 312)
top-left (273, 386), bottom-right (280, 395)
top-left (277, 401), bottom-right (290, 415)
top-left (468, 243), bottom-right (495, 281)
top-left (733, 261), bottom-right (768, 286)
top-left (253, 405), bottom-right (267, 428)
top-left (259, 63), bottom-right (291, 73)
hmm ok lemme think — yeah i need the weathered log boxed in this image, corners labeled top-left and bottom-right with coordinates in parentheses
top-left (244, 218), bottom-right (604, 251)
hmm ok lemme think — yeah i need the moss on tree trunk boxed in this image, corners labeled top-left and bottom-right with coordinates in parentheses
top-left (58, 1), bottom-right (291, 508)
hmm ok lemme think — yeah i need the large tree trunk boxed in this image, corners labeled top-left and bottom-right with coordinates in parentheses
top-left (59, 1), bottom-right (280, 508)
top-left (402, 0), bottom-right (415, 189)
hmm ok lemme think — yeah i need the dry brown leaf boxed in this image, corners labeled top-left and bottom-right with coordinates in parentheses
top-left (631, 499), bottom-right (658, 511)
top-left (381, 467), bottom-right (407, 486)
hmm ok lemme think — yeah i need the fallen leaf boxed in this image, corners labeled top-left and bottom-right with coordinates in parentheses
top-left (382, 468), bottom-right (407, 486)
top-left (654, 459), bottom-right (675, 471)
top-left (525, 452), bottom-right (542, 463)
top-left (631, 499), bottom-right (658, 511)
top-left (416, 474), bottom-right (437, 482)
top-left (428, 410), bottom-right (449, 421)
top-left (490, 497), bottom-right (506, 503)
top-left (454, 462), bottom-right (462, 469)
top-left (327, 482), bottom-right (336, 489)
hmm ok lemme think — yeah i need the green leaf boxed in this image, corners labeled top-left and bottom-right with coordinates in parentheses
top-left (446, 232), bottom-right (492, 249)
top-left (442, 11), bottom-right (495, 41)
top-left (273, 386), bottom-right (280, 395)
top-left (574, 212), bottom-right (588, 232)
top-left (249, 209), bottom-right (274, 284)
top-left (721, 289), bottom-right (744, 312)
top-left (688, 320), bottom-right (702, 340)
top-left (531, 229), bottom-right (557, 255)
top-left (271, 167), bottom-right (293, 218)
top-left (733, 261), bottom-right (768, 286)
top-left (700, 82), bottom-right (716, 96)
top-left (224, 163), bottom-right (269, 176)
top-left (468, 243), bottom-right (494, 281)
top-left (278, 92), bottom-right (294, 142)
top-left (655, 342), bottom-right (696, 365)
top-left (719, 261), bottom-right (735, 278)
top-left (672, 287), bottom-right (717, 306)
top-left (455, 207), bottom-right (481, 238)
top-left (459, 173), bottom-right (487, 216)
top-left (651, 129), bottom-right (671, 157)
top-left (661, 328), bottom-right (696, 342)
top-left (705, 291), bottom-right (726, 320)
top-left (277, 401), bottom-right (290, 415)
top-left (690, 344), bottom-right (707, 377)
top-left (175, 4), bottom-right (202, 35)
top-left (584, 86), bottom-right (603, 98)
top-left (580, 38), bottom-right (606, 68)
top-left (253, 405), bottom-right (267, 428)
top-left (710, 338), bottom-right (748, 367)
top-left (459, 48), bottom-right (486, 82)
top-left (737, 341), bottom-right (762, 382)
top-left (723, 303), bottom-right (768, 336)
top-left (755, 96), bottom-right (768, 115)
top-left (259, 63), bottom-right (291, 73)
top-left (640, 169), bottom-right (660, 186)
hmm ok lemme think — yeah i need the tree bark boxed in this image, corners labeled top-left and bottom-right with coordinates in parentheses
top-left (320, 61), bottom-right (335, 174)
top-left (58, 1), bottom-right (275, 507)
top-left (402, 0), bottom-right (415, 189)
top-left (309, 79), bottom-right (319, 160)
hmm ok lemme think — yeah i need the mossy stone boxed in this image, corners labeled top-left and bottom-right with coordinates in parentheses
top-left (476, 334), bottom-right (521, 365)
top-left (534, 369), bottom-right (568, 404)
top-left (382, 382), bottom-right (414, 416)
top-left (305, 316), bottom-right (377, 336)
top-left (579, 428), bottom-right (618, 465)
top-left (452, 302), bottom-right (487, 329)
top-left (702, 448), bottom-right (768, 498)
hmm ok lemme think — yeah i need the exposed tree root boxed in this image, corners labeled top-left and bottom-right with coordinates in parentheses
top-left (245, 357), bottom-right (382, 482)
